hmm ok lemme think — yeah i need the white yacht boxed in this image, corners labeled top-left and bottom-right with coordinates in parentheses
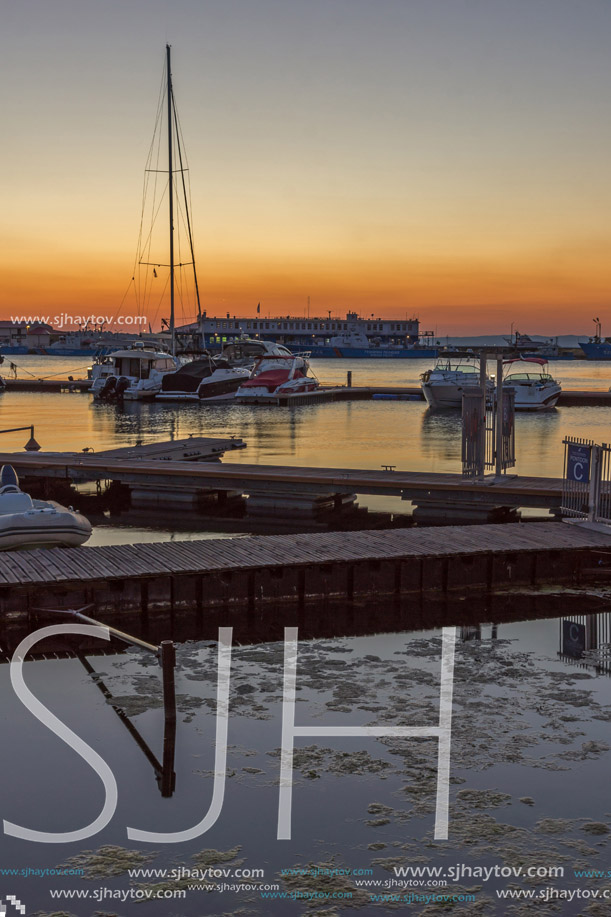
top-left (90, 342), bottom-right (182, 401)
top-left (0, 465), bottom-right (91, 550)
top-left (502, 357), bottom-right (561, 410)
top-left (219, 338), bottom-right (310, 368)
top-left (420, 358), bottom-right (492, 409)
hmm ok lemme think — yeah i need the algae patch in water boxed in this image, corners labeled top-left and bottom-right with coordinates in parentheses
top-left (57, 845), bottom-right (157, 878)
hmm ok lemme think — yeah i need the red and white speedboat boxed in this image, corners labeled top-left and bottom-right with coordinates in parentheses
top-left (502, 357), bottom-right (561, 410)
top-left (236, 355), bottom-right (319, 402)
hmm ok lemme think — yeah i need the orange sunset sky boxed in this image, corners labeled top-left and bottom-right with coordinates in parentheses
top-left (3, 0), bottom-right (611, 336)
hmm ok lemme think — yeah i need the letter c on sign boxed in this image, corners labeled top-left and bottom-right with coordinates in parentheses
top-left (573, 462), bottom-right (584, 481)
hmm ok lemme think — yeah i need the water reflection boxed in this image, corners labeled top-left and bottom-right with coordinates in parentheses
top-left (420, 409), bottom-right (463, 463)
top-left (559, 612), bottom-right (611, 675)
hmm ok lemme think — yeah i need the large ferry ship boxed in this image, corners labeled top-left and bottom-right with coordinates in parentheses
top-left (179, 311), bottom-right (438, 359)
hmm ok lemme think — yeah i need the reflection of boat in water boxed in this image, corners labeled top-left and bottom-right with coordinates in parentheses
top-left (503, 331), bottom-right (568, 358)
top-left (156, 354), bottom-right (250, 401)
top-left (502, 357), bottom-right (561, 411)
top-left (420, 358), bottom-right (492, 410)
top-left (90, 342), bottom-right (181, 401)
top-left (0, 465), bottom-right (91, 550)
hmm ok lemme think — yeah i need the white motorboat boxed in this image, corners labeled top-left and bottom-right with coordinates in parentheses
top-left (0, 465), bottom-right (91, 550)
top-left (421, 358), bottom-right (492, 409)
top-left (502, 357), bottom-right (561, 410)
top-left (219, 338), bottom-right (310, 369)
top-left (156, 355), bottom-right (250, 401)
top-left (90, 341), bottom-right (182, 401)
top-left (236, 356), bottom-right (319, 402)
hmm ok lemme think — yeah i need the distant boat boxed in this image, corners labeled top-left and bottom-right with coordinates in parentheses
top-left (504, 331), bottom-right (576, 360)
top-left (308, 330), bottom-right (437, 359)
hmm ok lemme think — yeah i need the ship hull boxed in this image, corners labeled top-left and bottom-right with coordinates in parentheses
top-left (579, 341), bottom-right (611, 360)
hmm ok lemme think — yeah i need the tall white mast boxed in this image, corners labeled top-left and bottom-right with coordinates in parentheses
top-left (166, 43), bottom-right (175, 356)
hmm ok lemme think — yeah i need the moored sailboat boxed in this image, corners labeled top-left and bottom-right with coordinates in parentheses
top-left (91, 45), bottom-right (200, 400)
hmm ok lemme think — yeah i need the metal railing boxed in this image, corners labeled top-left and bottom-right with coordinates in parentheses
top-left (561, 437), bottom-right (611, 524)
top-left (462, 380), bottom-right (515, 478)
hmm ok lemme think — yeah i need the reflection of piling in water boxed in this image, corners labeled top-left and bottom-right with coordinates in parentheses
top-left (32, 606), bottom-right (177, 798)
top-left (160, 640), bottom-right (177, 797)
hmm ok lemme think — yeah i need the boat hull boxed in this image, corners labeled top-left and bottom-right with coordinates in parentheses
top-left (0, 504), bottom-right (91, 551)
top-left (579, 341), bottom-right (611, 360)
top-left (504, 383), bottom-right (561, 410)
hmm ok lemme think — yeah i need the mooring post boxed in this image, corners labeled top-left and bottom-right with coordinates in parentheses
top-left (478, 351), bottom-right (488, 478)
top-left (495, 355), bottom-right (504, 478)
top-left (160, 640), bottom-right (177, 797)
top-left (347, 371), bottom-right (352, 388)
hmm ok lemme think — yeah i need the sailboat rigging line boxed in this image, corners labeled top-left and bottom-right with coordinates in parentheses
top-left (132, 61), bottom-right (168, 326)
top-left (171, 93), bottom-right (201, 318)
top-left (147, 271), bottom-right (171, 332)
top-left (129, 65), bottom-right (167, 327)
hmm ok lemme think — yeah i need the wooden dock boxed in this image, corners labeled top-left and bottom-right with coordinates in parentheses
top-left (0, 521), bottom-right (610, 618)
top-left (3, 377), bottom-right (611, 405)
top-left (3, 378), bottom-right (93, 392)
top-left (0, 450), bottom-right (565, 510)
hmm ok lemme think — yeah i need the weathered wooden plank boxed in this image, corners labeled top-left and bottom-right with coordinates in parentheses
top-left (0, 522), bottom-right (609, 592)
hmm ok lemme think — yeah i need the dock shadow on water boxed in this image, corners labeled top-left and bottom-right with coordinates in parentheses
top-left (2, 590), bottom-right (611, 914)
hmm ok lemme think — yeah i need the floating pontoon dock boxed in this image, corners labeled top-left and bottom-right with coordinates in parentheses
top-left (4, 378), bottom-right (611, 404)
top-left (0, 522), bottom-right (609, 618)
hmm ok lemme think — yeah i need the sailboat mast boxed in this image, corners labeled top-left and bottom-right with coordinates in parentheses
top-left (166, 43), bottom-right (175, 355)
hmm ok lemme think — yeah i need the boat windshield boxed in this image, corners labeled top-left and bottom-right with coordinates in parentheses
top-left (433, 360), bottom-right (478, 373)
top-left (505, 371), bottom-right (554, 382)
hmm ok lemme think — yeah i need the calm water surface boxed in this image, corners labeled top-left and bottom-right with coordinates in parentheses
top-left (1, 598), bottom-right (611, 914)
top-left (0, 357), bottom-right (609, 528)
top-left (1, 356), bottom-right (610, 478)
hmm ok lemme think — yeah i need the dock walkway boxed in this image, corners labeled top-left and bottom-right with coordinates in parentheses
top-left (1, 521), bottom-right (610, 616)
top-left (0, 451), bottom-right (564, 510)
top-left (4, 377), bottom-right (611, 404)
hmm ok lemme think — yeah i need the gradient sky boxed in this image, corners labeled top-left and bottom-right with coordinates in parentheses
top-left (3, 0), bottom-right (611, 334)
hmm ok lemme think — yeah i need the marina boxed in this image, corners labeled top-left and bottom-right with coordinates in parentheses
top-left (4, 16), bottom-right (611, 916)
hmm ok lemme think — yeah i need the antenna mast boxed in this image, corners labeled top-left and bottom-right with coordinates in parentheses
top-left (166, 44), bottom-right (175, 355)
